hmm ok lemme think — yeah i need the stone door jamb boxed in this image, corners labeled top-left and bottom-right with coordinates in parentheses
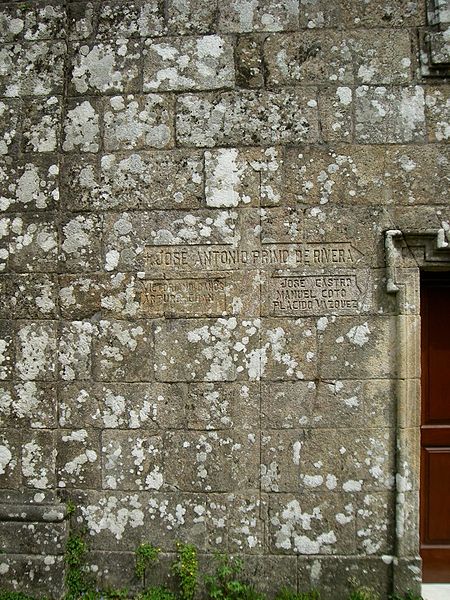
top-left (385, 228), bottom-right (450, 592)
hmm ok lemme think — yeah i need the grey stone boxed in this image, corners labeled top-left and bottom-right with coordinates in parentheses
top-left (15, 321), bottom-right (58, 382)
top-left (63, 98), bottom-right (101, 153)
top-left (176, 89), bottom-right (319, 147)
top-left (0, 381), bottom-right (57, 429)
top-left (143, 35), bottom-right (235, 92)
top-left (59, 213), bottom-right (103, 272)
top-left (70, 40), bottom-right (141, 95)
top-left (56, 428), bottom-right (101, 489)
top-left (355, 85), bottom-right (426, 143)
top-left (425, 85), bottom-right (450, 143)
top-left (299, 0), bottom-right (425, 29)
top-left (0, 99), bottom-right (20, 155)
top-left (235, 35), bottom-right (265, 89)
top-left (103, 94), bottom-right (175, 151)
top-left (9, 214), bottom-right (58, 273)
top-left (0, 42), bottom-right (65, 97)
top-left (0, 156), bottom-right (60, 213)
top-left (167, 0), bottom-right (218, 35)
top-left (92, 319), bottom-right (154, 382)
top-left (62, 150), bottom-right (204, 211)
top-left (218, 0), bottom-right (299, 33)
top-left (97, 0), bottom-right (165, 38)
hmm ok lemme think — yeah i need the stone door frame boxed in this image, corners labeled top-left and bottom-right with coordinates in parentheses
top-left (385, 228), bottom-right (450, 592)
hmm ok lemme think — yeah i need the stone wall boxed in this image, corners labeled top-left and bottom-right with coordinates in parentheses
top-left (0, 1), bottom-right (449, 598)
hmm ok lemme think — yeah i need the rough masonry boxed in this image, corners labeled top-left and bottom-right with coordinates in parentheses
top-left (0, 0), bottom-right (449, 598)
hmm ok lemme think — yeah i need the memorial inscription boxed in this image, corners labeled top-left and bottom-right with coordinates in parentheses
top-left (269, 274), bottom-right (364, 315)
top-left (142, 242), bottom-right (361, 271)
top-left (138, 277), bottom-right (226, 315)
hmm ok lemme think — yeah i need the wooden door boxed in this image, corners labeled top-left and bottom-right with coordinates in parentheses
top-left (420, 271), bottom-right (450, 582)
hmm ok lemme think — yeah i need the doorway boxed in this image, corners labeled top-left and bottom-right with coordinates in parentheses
top-left (420, 271), bottom-right (450, 583)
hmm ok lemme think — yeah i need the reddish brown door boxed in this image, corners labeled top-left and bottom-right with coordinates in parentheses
top-left (420, 271), bottom-right (450, 582)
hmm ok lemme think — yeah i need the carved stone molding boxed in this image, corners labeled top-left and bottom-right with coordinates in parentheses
top-left (384, 228), bottom-right (450, 593)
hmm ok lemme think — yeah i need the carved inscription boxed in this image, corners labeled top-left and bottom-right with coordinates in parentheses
top-left (269, 274), bottom-right (364, 315)
top-left (143, 243), bottom-right (361, 271)
top-left (139, 278), bottom-right (226, 315)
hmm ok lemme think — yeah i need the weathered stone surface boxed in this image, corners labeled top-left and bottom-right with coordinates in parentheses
top-left (9, 214), bottom-right (58, 273)
top-left (63, 98), bottom-right (101, 153)
top-left (0, 320), bottom-right (13, 381)
top-left (318, 316), bottom-right (397, 379)
top-left (167, 0), bottom-right (218, 35)
top-left (102, 430), bottom-right (163, 491)
top-left (0, 554), bottom-right (66, 598)
top-left (22, 429), bottom-right (57, 489)
top-left (0, 2), bottom-right (446, 597)
top-left (0, 429), bottom-right (21, 487)
top-left (218, 0), bottom-right (299, 32)
top-left (284, 144), bottom-right (450, 206)
top-left (144, 35), bottom-right (234, 92)
top-left (103, 94), bottom-right (175, 151)
top-left (60, 213), bottom-right (103, 272)
top-left (0, 99), bottom-right (19, 155)
top-left (97, 0), bottom-right (165, 38)
top-left (267, 492), bottom-right (357, 554)
top-left (164, 429), bottom-right (259, 492)
top-left (355, 85), bottom-right (426, 143)
top-left (0, 381), bottom-right (57, 429)
top-left (15, 321), bottom-right (57, 381)
top-left (0, 156), bottom-right (60, 213)
top-left (262, 427), bottom-right (394, 494)
top-left (176, 89), bottom-right (319, 147)
top-left (63, 150), bottom-right (204, 211)
top-left (297, 556), bottom-right (391, 600)
top-left (92, 319), bottom-right (153, 382)
top-left (299, 0), bottom-right (425, 29)
top-left (70, 39), bottom-right (141, 95)
top-left (235, 35), bottom-right (265, 88)
top-left (1, 521), bottom-right (66, 554)
top-left (425, 85), bottom-right (450, 142)
top-left (22, 96), bottom-right (61, 153)
top-left (0, 42), bottom-right (65, 97)
top-left (56, 428), bottom-right (101, 488)
top-left (67, 1), bottom-right (95, 41)
top-left (103, 210), bottom-right (240, 272)
top-left (205, 147), bottom-right (283, 207)
top-left (319, 86), bottom-right (353, 142)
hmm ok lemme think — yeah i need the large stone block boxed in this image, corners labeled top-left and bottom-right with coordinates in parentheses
top-left (0, 156), bottom-right (60, 213)
top-left (15, 321), bottom-right (58, 381)
top-left (103, 94), bottom-right (175, 151)
top-left (0, 41), bottom-right (65, 97)
top-left (0, 381), bottom-right (57, 429)
top-left (167, 0), bottom-right (218, 35)
top-left (144, 35), bottom-right (234, 92)
top-left (218, 0), bottom-right (299, 32)
top-left (9, 214), bottom-right (58, 273)
top-left (164, 430), bottom-right (259, 493)
top-left (355, 85), bottom-right (426, 143)
top-left (267, 492), bottom-right (357, 555)
top-left (70, 39), bottom-right (141, 95)
top-left (318, 315), bottom-right (397, 379)
top-left (425, 85), bottom-right (450, 143)
top-left (176, 89), bottom-right (319, 147)
top-left (97, 0), bottom-right (165, 38)
top-left (62, 150), bottom-right (204, 211)
top-left (298, 0), bottom-right (424, 29)
top-left (92, 319), bottom-right (154, 382)
top-left (297, 556), bottom-right (391, 600)
top-left (284, 144), bottom-right (450, 206)
top-left (56, 428), bottom-right (101, 489)
top-left (0, 99), bottom-right (20, 155)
